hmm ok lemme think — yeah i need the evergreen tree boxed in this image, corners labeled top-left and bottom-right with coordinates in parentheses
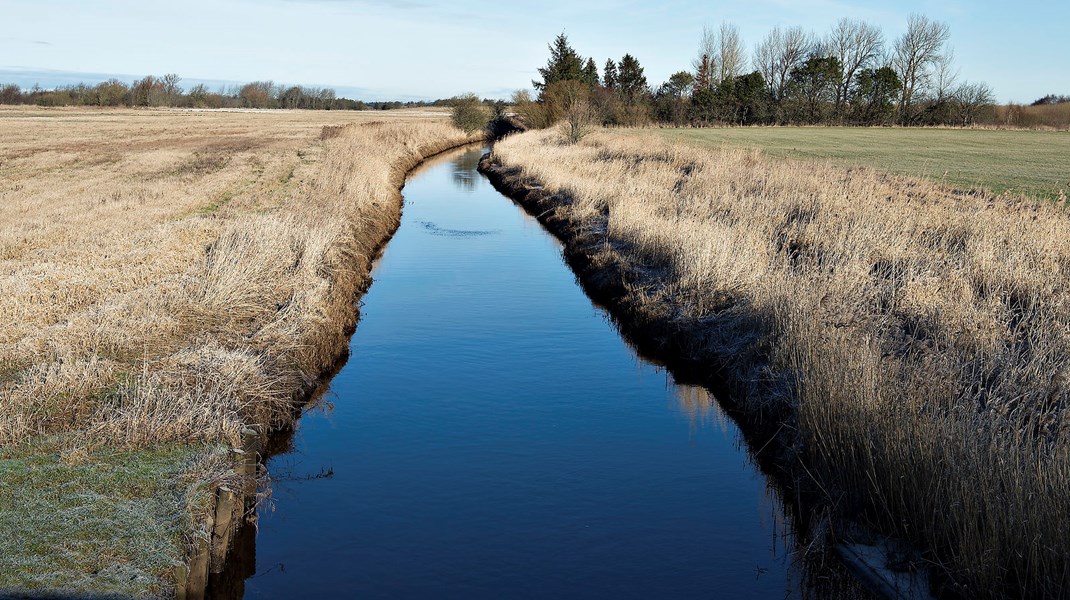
top-left (690, 87), bottom-right (717, 124)
top-left (534, 33), bottom-right (586, 99)
top-left (787, 55), bottom-right (842, 123)
top-left (582, 58), bottom-right (600, 87)
top-left (664, 71), bottom-right (695, 97)
top-left (694, 54), bottom-right (713, 93)
top-left (852, 66), bottom-right (901, 125)
top-left (616, 54), bottom-right (649, 103)
top-left (719, 71), bottom-right (768, 124)
top-left (603, 59), bottom-right (618, 89)
top-left (653, 71), bottom-right (694, 124)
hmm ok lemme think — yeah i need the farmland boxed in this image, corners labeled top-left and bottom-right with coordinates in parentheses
top-left (653, 127), bottom-right (1070, 200)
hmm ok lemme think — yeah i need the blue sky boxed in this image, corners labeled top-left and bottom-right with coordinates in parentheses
top-left (1, 0), bottom-right (1065, 102)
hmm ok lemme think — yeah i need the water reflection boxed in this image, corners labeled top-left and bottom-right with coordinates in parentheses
top-left (229, 146), bottom-right (871, 600)
top-left (450, 146), bottom-right (482, 191)
top-left (675, 382), bottom-right (729, 429)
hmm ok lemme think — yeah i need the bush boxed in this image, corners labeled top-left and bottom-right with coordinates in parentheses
top-left (545, 81), bottom-right (597, 143)
top-left (450, 93), bottom-right (489, 134)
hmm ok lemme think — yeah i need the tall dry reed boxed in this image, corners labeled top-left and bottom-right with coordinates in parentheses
top-left (490, 129), bottom-right (1069, 598)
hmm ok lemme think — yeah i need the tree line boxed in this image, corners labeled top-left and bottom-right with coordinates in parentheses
top-left (519, 15), bottom-right (1014, 131)
top-left (0, 75), bottom-right (458, 111)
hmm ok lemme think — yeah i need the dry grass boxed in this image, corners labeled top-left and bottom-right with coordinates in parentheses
top-left (0, 106), bottom-right (473, 449)
top-left (490, 129), bottom-right (1070, 598)
top-left (0, 106), bottom-right (474, 595)
top-left (988, 102), bottom-right (1070, 130)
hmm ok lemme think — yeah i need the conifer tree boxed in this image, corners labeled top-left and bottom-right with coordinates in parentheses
top-left (533, 33), bottom-right (586, 99)
top-left (616, 54), bottom-right (649, 103)
top-left (694, 54), bottom-right (713, 93)
top-left (582, 58), bottom-right (600, 87)
top-left (603, 59), bottom-right (618, 89)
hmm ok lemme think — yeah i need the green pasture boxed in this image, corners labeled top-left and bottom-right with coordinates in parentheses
top-left (655, 127), bottom-right (1070, 200)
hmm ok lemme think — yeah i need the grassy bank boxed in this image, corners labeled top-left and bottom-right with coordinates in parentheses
top-left (485, 129), bottom-right (1069, 598)
top-left (0, 439), bottom-right (227, 597)
top-left (651, 127), bottom-right (1070, 200)
top-left (0, 106), bottom-right (476, 595)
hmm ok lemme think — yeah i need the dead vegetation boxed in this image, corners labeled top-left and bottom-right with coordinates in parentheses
top-left (0, 106), bottom-right (474, 595)
top-left (0, 106), bottom-right (474, 449)
top-left (487, 129), bottom-right (1069, 598)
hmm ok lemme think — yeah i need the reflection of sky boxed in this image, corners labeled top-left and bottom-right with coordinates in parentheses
top-left (244, 146), bottom-right (842, 598)
top-left (1, 0), bottom-right (1064, 102)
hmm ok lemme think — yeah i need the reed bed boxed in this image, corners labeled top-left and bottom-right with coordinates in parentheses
top-left (0, 107), bottom-right (472, 449)
top-left (489, 129), bottom-right (1069, 598)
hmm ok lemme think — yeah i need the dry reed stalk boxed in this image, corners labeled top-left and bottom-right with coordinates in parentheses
top-left (488, 128), bottom-right (1070, 598)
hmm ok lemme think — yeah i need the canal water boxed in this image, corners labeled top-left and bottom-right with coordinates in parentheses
top-left (239, 146), bottom-right (822, 598)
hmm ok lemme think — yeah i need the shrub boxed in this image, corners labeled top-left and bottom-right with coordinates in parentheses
top-left (449, 93), bottom-right (489, 134)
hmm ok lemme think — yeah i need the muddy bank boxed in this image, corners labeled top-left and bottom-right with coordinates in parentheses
top-left (478, 152), bottom-right (931, 600)
top-left (176, 134), bottom-right (484, 600)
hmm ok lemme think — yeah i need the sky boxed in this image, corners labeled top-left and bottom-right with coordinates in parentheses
top-left (1, 0), bottom-right (1066, 103)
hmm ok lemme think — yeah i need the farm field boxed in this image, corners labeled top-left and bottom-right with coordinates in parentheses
top-left (0, 106), bottom-right (473, 596)
top-left (653, 127), bottom-right (1070, 200)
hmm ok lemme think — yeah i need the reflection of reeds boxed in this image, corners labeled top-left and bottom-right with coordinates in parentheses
top-left (0, 108), bottom-right (472, 449)
top-left (674, 383), bottom-right (728, 432)
top-left (492, 129), bottom-right (1070, 599)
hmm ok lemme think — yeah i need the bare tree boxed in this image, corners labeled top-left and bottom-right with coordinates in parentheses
top-left (318, 87), bottom-right (336, 110)
top-left (893, 13), bottom-right (951, 121)
top-left (753, 28), bottom-right (779, 94)
top-left (718, 22), bottom-right (745, 83)
top-left (549, 81), bottom-right (597, 143)
top-left (131, 75), bottom-right (158, 107)
top-left (953, 81), bottom-right (994, 126)
top-left (756, 25), bottom-right (813, 101)
top-left (827, 18), bottom-right (884, 115)
top-left (450, 93), bottom-right (489, 134)
top-left (692, 22), bottom-right (744, 88)
top-left (161, 73), bottom-right (181, 106)
top-left (933, 47), bottom-right (959, 104)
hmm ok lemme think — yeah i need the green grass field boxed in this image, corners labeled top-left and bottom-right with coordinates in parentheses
top-left (654, 127), bottom-right (1070, 200)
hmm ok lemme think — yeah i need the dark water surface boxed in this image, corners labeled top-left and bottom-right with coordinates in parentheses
top-left (241, 146), bottom-right (813, 599)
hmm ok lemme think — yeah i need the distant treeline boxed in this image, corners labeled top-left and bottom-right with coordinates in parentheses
top-left (520, 16), bottom-right (1068, 130)
top-left (0, 75), bottom-right (455, 111)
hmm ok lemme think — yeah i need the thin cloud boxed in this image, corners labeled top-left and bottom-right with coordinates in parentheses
top-left (0, 37), bottom-right (53, 46)
top-left (279, 0), bottom-right (431, 8)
